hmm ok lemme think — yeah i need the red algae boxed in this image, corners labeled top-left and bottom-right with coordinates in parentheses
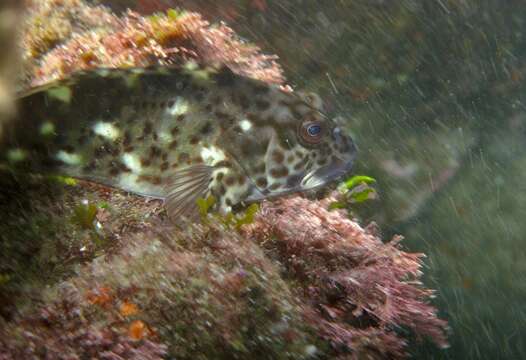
top-left (245, 194), bottom-right (449, 358)
top-left (23, 3), bottom-right (285, 87)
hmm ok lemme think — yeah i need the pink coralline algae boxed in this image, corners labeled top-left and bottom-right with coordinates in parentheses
top-left (26, 4), bottom-right (285, 87)
top-left (245, 195), bottom-right (449, 358)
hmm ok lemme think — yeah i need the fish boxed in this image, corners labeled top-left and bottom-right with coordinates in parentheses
top-left (1, 63), bottom-right (356, 221)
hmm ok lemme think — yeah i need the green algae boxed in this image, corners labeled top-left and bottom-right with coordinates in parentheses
top-left (197, 195), bottom-right (260, 230)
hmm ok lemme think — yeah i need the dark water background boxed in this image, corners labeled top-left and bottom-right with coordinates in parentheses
top-left (97, 1), bottom-right (526, 358)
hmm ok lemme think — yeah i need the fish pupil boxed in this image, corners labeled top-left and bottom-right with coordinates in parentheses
top-left (307, 124), bottom-right (321, 136)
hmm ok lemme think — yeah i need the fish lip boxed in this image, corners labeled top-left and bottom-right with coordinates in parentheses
top-left (300, 158), bottom-right (355, 190)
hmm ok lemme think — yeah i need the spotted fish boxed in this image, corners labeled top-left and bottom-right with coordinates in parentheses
top-left (2, 64), bottom-right (356, 220)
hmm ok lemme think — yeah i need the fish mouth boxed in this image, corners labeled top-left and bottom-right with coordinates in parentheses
top-left (300, 158), bottom-right (355, 191)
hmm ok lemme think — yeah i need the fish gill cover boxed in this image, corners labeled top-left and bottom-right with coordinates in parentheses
top-left (0, 0), bottom-right (447, 359)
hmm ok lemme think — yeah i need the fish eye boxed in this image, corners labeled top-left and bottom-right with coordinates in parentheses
top-left (307, 124), bottom-right (321, 136)
top-left (299, 121), bottom-right (324, 145)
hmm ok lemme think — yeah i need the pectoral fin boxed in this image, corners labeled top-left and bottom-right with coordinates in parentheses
top-left (164, 165), bottom-right (215, 222)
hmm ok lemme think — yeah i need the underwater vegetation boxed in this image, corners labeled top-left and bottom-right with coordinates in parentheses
top-left (0, 1), bottom-right (448, 359)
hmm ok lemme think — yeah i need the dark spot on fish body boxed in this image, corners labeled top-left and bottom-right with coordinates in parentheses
top-left (230, 124), bottom-right (242, 135)
top-left (177, 114), bottom-right (185, 122)
top-left (270, 167), bottom-right (289, 178)
top-left (109, 166), bottom-right (120, 176)
top-left (214, 160), bottom-right (232, 168)
top-left (110, 144), bottom-right (120, 157)
top-left (277, 132), bottom-right (295, 150)
top-left (286, 174), bottom-right (303, 187)
top-left (293, 161), bottom-right (305, 171)
top-left (63, 145), bottom-right (75, 153)
top-left (140, 157), bottom-right (151, 167)
top-left (256, 177), bottom-right (267, 188)
top-left (237, 175), bottom-right (246, 185)
top-left (239, 94), bottom-right (250, 110)
top-left (245, 112), bottom-right (265, 126)
top-left (160, 162), bottom-right (169, 171)
top-left (138, 175), bottom-right (162, 185)
top-left (192, 156), bottom-right (203, 164)
top-left (123, 131), bottom-right (132, 146)
top-left (161, 152), bottom-right (168, 161)
top-left (200, 122), bottom-right (213, 135)
top-left (269, 183), bottom-right (282, 191)
top-left (124, 145), bottom-right (135, 153)
top-left (195, 91), bottom-right (205, 102)
top-left (240, 139), bottom-right (253, 156)
top-left (178, 152), bottom-right (190, 163)
top-left (143, 121), bottom-right (153, 135)
top-left (255, 100), bottom-right (270, 111)
top-left (149, 145), bottom-right (162, 158)
top-left (225, 176), bottom-right (236, 186)
top-left (216, 172), bottom-right (224, 182)
top-left (215, 67), bottom-right (236, 87)
top-left (169, 140), bottom-right (178, 150)
top-left (152, 132), bottom-right (159, 141)
top-left (94, 146), bottom-right (107, 158)
top-left (215, 111), bottom-right (228, 121)
top-left (211, 95), bottom-right (222, 106)
top-left (272, 150), bottom-right (284, 164)
top-left (252, 83), bottom-right (269, 95)
top-left (119, 162), bottom-right (131, 172)
top-left (171, 126), bottom-right (180, 135)
top-left (77, 135), bottom-right (87, 145)
top-left (317, 158), bottom-right (328, 166)
top-left (255, 163), bottom-right (266, 174)
top-left (190, 136), bottom-right (200, 145)
top-left (83, 161), bottom-right (97, 172)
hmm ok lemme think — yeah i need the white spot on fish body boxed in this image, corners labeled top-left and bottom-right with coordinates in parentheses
top-left (158, 131), bottom-right (173, 144)
top-left (56, 150), bottom-right (82, 165)
top-left (47, 86), bottom-right (72, 103)
top-left (97, 69), bottom-right (110, 77)
top-left (166, 97), bottom-right (189, 116)
top-left (93, 121), bottom-right (120, 140)
top-left (184, 61), bottom-right (198, 72)
top-left (200, 145), bottom-right (226, 166)
top-left (118, 173), bottom-right (140, 192)
top-left (121, 153), bottom-right (142, 173)
top-left (7, 148), bottom-right (27, 163)
top-left (124, 74), bottom-right (140, 88)
top-left (40, 121), bottom-right (55, 136)
top-left (239, 119), bottom-right (253, 132)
